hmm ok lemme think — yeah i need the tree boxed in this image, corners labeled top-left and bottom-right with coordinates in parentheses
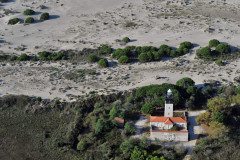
top-left (87, 54), bottom-right (99, 63)
top-left (25, 17), bottom-right (34, 24)
top-left (23, 9), bottom-right (35, 15)
top-left (176, 77), bottom-right (195, 89)
top-left (98, 58), bottom-right (109, 68)
top-left (215, 43), bottom-right (231, 54)
top-left (138, 53), bottom-right (149, 62)
top-left (209, 39), bottom-right (220, 48)
top-left (141, 103), bottom-right (154, 114)
top-left (40, 12), bottom-right (50, 21)
top-left (118, 55), bottom-right (129, 64)
top-left (124, 122), bottom-right (136, 135)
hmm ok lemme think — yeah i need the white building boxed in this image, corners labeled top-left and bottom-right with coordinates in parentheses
top-left (150, 89), bottom-right (188, 142)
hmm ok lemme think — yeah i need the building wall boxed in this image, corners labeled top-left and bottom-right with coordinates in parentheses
top-left (164, 103), bottom-right (173, 117)
top-left (150, 131), bottom-right (188, 142)
top-left (150, 122), bottom-right (187, 130)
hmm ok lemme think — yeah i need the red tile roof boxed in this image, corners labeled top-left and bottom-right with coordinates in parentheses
top-left (164, 118), bottom-right (173, 125)
top-left (150, 116), bottom-right (186, 124)
top-left (114, 117), bottom-right (125, 124)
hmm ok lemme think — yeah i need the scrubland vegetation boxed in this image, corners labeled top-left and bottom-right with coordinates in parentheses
top-left (7, 8), bottom-right (50, 25)
top-left (193, 87), bottom-right (240, 159)
top-left (2, 76), bottom-right (239, 159)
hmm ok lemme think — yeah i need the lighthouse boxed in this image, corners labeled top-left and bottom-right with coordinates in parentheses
top-left (164, 89), bottom-right (173, 117)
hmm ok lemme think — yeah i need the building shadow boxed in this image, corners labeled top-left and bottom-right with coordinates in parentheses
top-left (188, 115), bottom-right (198, 141)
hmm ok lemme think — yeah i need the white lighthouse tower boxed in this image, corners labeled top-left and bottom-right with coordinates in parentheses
top-left (164, 89), bottom-right (174, 117)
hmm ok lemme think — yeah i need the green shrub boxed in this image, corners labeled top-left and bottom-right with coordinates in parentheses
top-left (98, 58), bottom-right (108, 68)
top-left (8, 18), bottom-right (20, 25)
top-left (118, 55), bottom-right (129, 64)
top-left (138, 53), bottom-right (149, 62)
top-left (38, 51), bottom-right (52, 61)
top-left (122, 37), bottom-right (130, 43)
top-left (159, 44), bottom-right (172, 56)
top-left (17, 53), bottom-right (30, 61)
top-left (51, 52), bottom-right (68, 61)
top-left (215, 43), bottom-right (231, 54)
top-left (98, 44), bottom-right (112, 55)
top-left (209, 39), bottom-right (220, 48)
top-left (112, 49), bottom-right (127, 59)
top-left (25, 17), bottom-right (34, 24)
top-left (124, 122), bottom-right (135, 135)
top-left (77, 140), bottom-right (87, 151)
top-left (179, 41), bottom-right (193, 50)
top-left (40, 12), bottom-right (50, 21)
top-left (23, 9), bottom-right (35, 15)
top-left (153, 51), bottom-right (163, 61)
top-left (176, 77), bottom-right (195, 89)
top-left (87, 54), bottom-right (99, 63)
top-left (196, 47), bottom-right (212, 59)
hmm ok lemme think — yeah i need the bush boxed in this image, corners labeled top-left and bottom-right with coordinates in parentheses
top-left (122, 37), bottom-right (131, 43)
top-left (98, 44), bottom-right (112, 55)
top-left (215, 43), bottom-right (231, 54)
top-left (196, 47), bottom-right (212, 59)
top-left (87, 54), bottom-right (99, 63)
top-left (77, 139), bottom-right (87, 151)
top-left (38, 51), bottom-right (52, 61)
top-left (8, 18), bottom-right (20, 25)
top-left (141, 103), bottom-right (154, 114)
top-left (118, 55), bottom-right (129, 64)
top-left (25, 17), bottom-right (34, 24)
top-left (98, 58), bottom-right (108, 68)
top-left (179, 41), bottom-right (193, 50)
top-left (124, 122), bottom-right (135, 135)
top-left (153, 51), bottom-right (163, 61)
top-left (176, 77), bottom-right (195, 89)
top-left (17, 53), bottom-right (30, 61)
top-left (23, 9), bottom-right (35, 15)
top-left (112, 49), bottom-right (127, 59)
top-left (40, 12), bottom-right (50, 21)
top-left (138, 53), bottom-right (149, 62)
top-left (209, 39), bottom-right (220, 48)
top-left (159, 44), bottom-right (172, 56)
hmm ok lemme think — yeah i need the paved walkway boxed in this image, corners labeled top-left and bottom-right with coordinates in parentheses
top-left (132, 115), bottom-right (148, 138)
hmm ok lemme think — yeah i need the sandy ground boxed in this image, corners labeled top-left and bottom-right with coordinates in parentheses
top-left (0, 53), bottom-right (239, 101)
top-left (0, 0), bottom-right (240, 100)
top-left (1, 0), bottom-right (240, 54)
